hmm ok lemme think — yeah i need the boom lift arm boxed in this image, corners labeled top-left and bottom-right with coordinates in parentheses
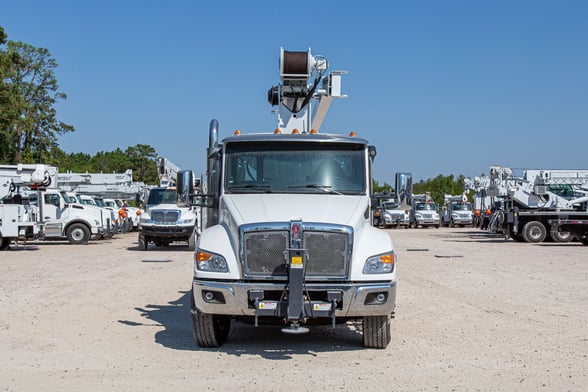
top-left (267, 47), bottom-right (347, 133)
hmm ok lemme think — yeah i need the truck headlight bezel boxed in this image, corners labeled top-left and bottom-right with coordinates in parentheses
top-left (363, 251), bottom-right (396, 274)
top-left (195, 249), bottom-right (229, 273)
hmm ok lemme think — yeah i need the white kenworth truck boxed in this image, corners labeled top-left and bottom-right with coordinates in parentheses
top-left (187, 48), bottom-right (397, 349)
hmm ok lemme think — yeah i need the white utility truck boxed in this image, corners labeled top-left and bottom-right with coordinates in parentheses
top-left (187, 48), bottom-right (397, 349)
top-left (376, 173), bottom-right (413, 228)
top-left (1, 164), bottom-right (115, 244)
top-left (0, 204), bottom-right (39, 250)
top-left (482, 167), bottom-right (588, 243)
top-left (138, 158), bottom-right (199, 250)
top-left (441, 193), bottom-right (473, 227)
top-left (411, 193), bottom-right (440, 228)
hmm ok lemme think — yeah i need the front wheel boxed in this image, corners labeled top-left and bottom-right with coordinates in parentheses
top-left (188, 229), bottom-right (197, 251)
top-left (363, 315), bottom-right (391, 349)
top-left (190, 294), bottom-right (230, 347)
top-left (66, 223), bottom-right (90, 245)
top-left (138, 234), bottom-right (148, 250)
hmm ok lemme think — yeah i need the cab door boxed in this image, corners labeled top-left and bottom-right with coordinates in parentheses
top-left (41, 192), bottom-right (64, 236)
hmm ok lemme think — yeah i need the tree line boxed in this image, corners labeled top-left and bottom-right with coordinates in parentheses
top-left (1, 26), bottom-right (160, 184)
top-left (374, 174), bottom-right (468, 207)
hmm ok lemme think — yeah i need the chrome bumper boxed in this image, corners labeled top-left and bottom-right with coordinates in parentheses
top-left (192, 280), bottom-right (397, 317)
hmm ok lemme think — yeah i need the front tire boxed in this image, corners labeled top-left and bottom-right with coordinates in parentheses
top-left (188, 229), bottom-right (197, 251)
top-left (190, 293), bottom-right (230, 347)
top-left (66, 223), bottom-right (90, 245)
top-left (363, 315), bottom-right (391, 349)
top-left (522, 221), bottom-right (547, 243)
top-left (0, 236), bottom-right (9, 250)
top-left (138, 234), bottom-right (148, 250)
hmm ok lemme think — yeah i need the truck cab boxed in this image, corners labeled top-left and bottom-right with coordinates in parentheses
top-left (379, 200), bottom-right (411, 228)
top-left (28, 189), bottom-right (114, 243)
top-left (138, 186), bottom-right (198, 249)
top-left (189, 123), bottom-right (396, 349)
top-left (411, 199), bottom-right (440, 228)
top-left (442, 200), bottom-right (473, 227)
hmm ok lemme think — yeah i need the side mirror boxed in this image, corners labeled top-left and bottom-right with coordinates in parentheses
top-left (176, 170), bottom-right (194, 207)
top-left (193, 194), bottom-right (217, 208)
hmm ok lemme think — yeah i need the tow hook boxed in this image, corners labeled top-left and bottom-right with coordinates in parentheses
top-left (281, 322), bottom-right (309, 334)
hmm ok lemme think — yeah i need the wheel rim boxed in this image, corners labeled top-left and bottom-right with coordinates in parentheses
top-left (71, 228), bottom-right (85, 241)
top-left (529, 227), bottom-right (542, 240)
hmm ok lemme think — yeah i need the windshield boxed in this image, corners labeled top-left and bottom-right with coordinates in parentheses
top-left (62, 192), bottom-right (77, 203)
top-left (147, 189), bottom-right (177, 205)
top-left (82, 199), bottom-right (96, 206)
top-left (224, 141), bottom-right (366, 195)
top-left (453, 202), bottom-right (472, 211)
top-left (415, 202), bottom-right (436, 211)
top-left (382, 202), bottom-right (399, 209)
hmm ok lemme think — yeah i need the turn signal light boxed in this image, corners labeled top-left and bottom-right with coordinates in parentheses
top-left (196, 251), bottom-right (212, 262)
top-left (380, 254), bottom-right (395, 264)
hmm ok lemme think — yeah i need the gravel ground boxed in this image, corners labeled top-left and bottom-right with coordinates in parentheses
top-left (0, 228), bottom-right (587, 392)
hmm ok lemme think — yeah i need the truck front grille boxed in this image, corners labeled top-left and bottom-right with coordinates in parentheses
top-left (241, 222), bottom-right (352, 280)
top-left (151, 210), bottom-right (180, 224)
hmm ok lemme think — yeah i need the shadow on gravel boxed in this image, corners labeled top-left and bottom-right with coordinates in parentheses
top-left (1, 244), bottom-right (40, 251)
top-left (127, 244), bottom-right (193, 252)
top-left (119, 290), bottom-right (366, 358)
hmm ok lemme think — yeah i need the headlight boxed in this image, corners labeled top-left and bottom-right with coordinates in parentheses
top-left (195, 249), bottom-right (229, 273)
top-left (181, 218), bottom-right (194, 224)
top-left (415, 213), bottom-right (422, 219)
top-left (363, 251), bottom-right (396, 274)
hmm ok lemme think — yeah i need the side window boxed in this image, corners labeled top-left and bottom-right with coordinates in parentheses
top-left (44, 194), bottom-right (60, 207)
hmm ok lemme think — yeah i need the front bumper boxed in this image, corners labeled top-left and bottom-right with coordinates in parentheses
top-left (140, 224), bottom-right (193, 239)
top-left (453, 217), bottom-right (473, 224)
top-left (192, 280), bottom-right (397, 318)
top-left (416, 218), bottom-right (438, 225)
top-left (384, 215), bottom-right (410, 225)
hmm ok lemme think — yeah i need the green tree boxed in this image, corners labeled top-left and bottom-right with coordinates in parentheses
top-left (413, 174), bottom-right (467, 206)
top-left (126, 144), bottom-right (158, 183)
top-left (0, 38), bottom-right (73, 164)
top-left (372, 179), bottom-right (392, 194)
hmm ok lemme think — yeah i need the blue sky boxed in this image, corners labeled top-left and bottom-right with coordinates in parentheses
top-left (2, 1), bottom-right (587, 184)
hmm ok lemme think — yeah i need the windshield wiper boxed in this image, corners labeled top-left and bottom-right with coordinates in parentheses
top-left (228, 184), bottom-right (272, 193)
top-left (288, 184), bottom-right (343, 195)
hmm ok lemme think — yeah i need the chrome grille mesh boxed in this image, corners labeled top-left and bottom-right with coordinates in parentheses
top-left (242, 224), bottom-right (350, 280)
top-left (151, 210), bottom-right (180, 223)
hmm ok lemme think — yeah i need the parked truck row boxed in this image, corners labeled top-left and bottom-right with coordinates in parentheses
top-left (0, 164), bottom-right (148, 249)
top-left (465, 166), bottom-right (588, 244)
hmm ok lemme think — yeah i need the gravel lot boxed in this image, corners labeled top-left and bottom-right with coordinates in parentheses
top-left (1, 228), bottom-right (587, 391)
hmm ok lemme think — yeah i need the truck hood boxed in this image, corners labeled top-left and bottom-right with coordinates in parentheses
top-left (222, 194), bottom-right (368, 227)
